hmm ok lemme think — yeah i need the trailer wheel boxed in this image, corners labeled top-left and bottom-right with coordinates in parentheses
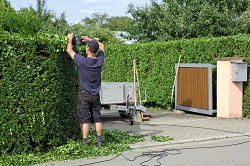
top-left (119, 113), bottom-right (129, 118)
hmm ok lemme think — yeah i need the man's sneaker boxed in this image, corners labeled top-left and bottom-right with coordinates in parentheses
top-left (82, 138), bottom-right (89, 145)
top-left (96, 141), bottom-right (102, 147)
top-left (96, 136), bottom-right (102, 147)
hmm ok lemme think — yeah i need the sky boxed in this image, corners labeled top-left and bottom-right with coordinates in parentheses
top-left (9, 0), bottom-right (152, 24)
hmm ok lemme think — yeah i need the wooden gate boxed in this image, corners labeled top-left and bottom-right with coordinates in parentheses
top-left (175, 64), bottom-right (216, 115)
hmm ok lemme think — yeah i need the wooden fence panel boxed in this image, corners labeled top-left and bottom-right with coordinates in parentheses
top-left (177, 67), bottom-right (208, 110)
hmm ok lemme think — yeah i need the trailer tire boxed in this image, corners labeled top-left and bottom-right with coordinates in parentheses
top-left (119, 112), bottom-right (129, 118)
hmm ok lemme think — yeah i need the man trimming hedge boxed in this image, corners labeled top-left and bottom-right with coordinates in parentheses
top-left (66, 33), bottom-right (104, 147)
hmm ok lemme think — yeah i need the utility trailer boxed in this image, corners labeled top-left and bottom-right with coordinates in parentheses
top-left (100, 82), bottom-right (147, 125)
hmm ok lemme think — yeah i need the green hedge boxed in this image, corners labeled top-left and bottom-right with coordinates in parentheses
top-left (1, 33), bottom-right (250, 155)
top-left (0, 33), bottom-right (80, 154)
top-left (103, 34), bottom-right (250, 116)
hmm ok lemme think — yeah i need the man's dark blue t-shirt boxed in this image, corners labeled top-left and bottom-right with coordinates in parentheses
top-left (74, 51), bottom-right (104, 95)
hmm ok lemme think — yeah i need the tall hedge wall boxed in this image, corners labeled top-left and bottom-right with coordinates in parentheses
top-left (0, 33), bottom-right (80, 154)
top-left (103, 34), bottom-right (250, 117)
top-left (1, 33), bottom-right (249, 155)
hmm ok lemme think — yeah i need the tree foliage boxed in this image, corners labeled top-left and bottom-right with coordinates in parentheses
top-left (82, 13), bottom-right (109, 27)
top-left (127, 0), bottom-right (250, 42)
top-left (0, 0), bottom-right (118, 43)
top-left (69, 24), bottom-right (120, 43)
top-left (82, 13), bottom-right (133, 31)
top-left (0, 0), bottom-right (62, 35)
top-left (103, 16), bottom-right (133, 31)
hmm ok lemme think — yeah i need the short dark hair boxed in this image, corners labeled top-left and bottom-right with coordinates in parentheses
top-left (87, 40), bottom-right (99, 54)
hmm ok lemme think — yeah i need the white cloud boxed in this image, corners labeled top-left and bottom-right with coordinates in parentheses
top-left (81, 0), bottom-right (101, 4)
top-left (79, 9), bottom-right (96, 14)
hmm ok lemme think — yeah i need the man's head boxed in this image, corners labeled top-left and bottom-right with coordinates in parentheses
top-left (86, 40), bottom-right (99, 56)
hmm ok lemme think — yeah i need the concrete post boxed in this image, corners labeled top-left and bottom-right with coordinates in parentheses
top-left (216, 58), bottom-right (244, 118)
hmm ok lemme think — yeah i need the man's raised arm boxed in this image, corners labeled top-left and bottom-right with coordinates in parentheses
top-left (82, 36), bottom-right (104, 52)
top-left (98, 41), bottom-right (104, 52)
top-left (66, 33), bottom-right (76, 60)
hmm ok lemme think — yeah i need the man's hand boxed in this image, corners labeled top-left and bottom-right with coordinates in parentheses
top-left (67, 33), bottom-right (74, 41)
top-left (82, 36), bottom-right (104, 52)
top-left (66, 33), bottom-right (76, 60)
top-left (81, 36), bottom-right (91, 43)
top-left (98, 42), bottom-right (104, 52)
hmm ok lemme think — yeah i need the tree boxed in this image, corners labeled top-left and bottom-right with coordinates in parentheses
top-left (102, 16), bottom-right (133, 31)
top-left (0, 0), bottom-right (17, 32)
top-left (82, 13), bottom-right (133, 31)
top-left (82, 13), bottom-right (109, 27)
top-left (36, 0), bottom-right (55, 21)
top-left (127, 0), bottom-right (250, 42)
top-left (37, 0), bottom-right (46, 17)
top-left (127, 1), bottom-right (166, 41)
top-left (0, 0), bottom-right (68, 35)
top-left (69, 24), bottom-right (119, 43)
top-left (53, 12), bottom-right (70, 35)
top-left (0, 0), bottom-right (12, 10)
top-left (0, 0), bottom-right (120, 43)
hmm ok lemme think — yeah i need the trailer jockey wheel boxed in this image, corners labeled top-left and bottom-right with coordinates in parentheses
top-left (126, 95), bottom-right (134, 125)
top-left (130, 120), bottom-right (134, 125)
top-left (128, 108), bottom-right (135, 125)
